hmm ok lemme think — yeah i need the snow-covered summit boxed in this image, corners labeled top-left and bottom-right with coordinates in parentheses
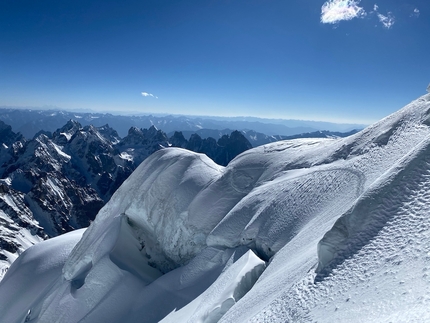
top-left (1, 93), bottom-right (430, 322)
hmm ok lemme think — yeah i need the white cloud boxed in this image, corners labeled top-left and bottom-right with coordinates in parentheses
top-left (320, 1), bottom-right (399, 30)
top-left (377, 12), bottom-right (395, 29)
top-left (372, 4), bottom-right (395, 29)
top-left (321, 0), bottom-right (366, 24)
top-left (141, 92), bottom-right (158, 99)
top-left (411, 8), bottom-right (420, 17)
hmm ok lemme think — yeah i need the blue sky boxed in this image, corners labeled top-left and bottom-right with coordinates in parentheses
top-left (1, 0), bottom-right (429, 124)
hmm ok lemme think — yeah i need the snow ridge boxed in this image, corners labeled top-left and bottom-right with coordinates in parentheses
top-left (1, 93), bottom-right (430, 322)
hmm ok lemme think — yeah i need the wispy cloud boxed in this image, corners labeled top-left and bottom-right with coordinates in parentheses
top-left (411, 8), bottom-right (420, 18)
top-left (321, 0), bottom-right (366, 24)
top-left (377, 12), bottom-right (395, 29)
top-left (372, 4), bottom-right (395, 29)
top-left (141, 92), bottom-right (158, 99)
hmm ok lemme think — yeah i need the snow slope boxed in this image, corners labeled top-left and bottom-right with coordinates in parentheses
top-left (0, 183), bottom-right (45, 280)
top-left (0, 229), bottom-right (85, 323)
top-left (1, 93), bottom-right (430, 322)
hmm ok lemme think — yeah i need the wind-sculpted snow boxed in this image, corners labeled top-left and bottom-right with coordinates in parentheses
top-left (220, 93), bottom-right (430, 323)
top-left (316, 134), bottom-right (430, 279)
top-left (207, 166), bottom-right (364, 260)
top-left (1, 93), bottom-right (430, 322)
top-left (64, 148), bottom-right (224, 276)
top-left (245, 136), bottom-right (430, 322)
top-left (160, 249), bottom-right (265, 323)
top-left (0, 229), bottom-right (84, 323)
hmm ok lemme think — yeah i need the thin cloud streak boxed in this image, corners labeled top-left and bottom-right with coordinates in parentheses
top-left (321, 0), bottom-right (365, 24)
top-left (141, 92), bottom-right (158, 99)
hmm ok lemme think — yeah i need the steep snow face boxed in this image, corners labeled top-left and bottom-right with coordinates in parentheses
top-left (316, 134), bottom-right (430, 277)
top-left (240, 140), bottom-right (430, 323)
top-left (1, 93), bottom-right (430, 322)
top-left (305, 136), bottom-right (430, 323)
top-left (0, 183), bottom-right (45, 281)
top-left (65, 148), bottom-right (224, 275)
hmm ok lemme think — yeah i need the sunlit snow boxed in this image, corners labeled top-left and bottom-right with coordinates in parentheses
top-left (1, 93), bottom-right (430, 322)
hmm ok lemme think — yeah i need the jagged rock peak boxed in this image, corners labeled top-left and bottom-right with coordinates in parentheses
top-left (127, 126), bottom-right (143, 136)
top-left (119, 127), bottom-right (144, 146)
top-left (96, 124), bottom-right (121, 143)
top-left (58, 119), bottom-right (82, 133)
top-left (121, 126), bottom-right (169, 146)
top-left (142, 125), bottom-right (168, 141)
top-left (53, 119), bottom-right (82, 143)
top-left (169, 131), bottom-right (187, 148)
top-left (0, 120), bottom-right (23, 146)
top-left (32, 130), bottom-right (53, 140)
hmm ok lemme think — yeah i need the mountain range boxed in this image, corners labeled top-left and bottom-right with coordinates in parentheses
top-left (0, 108), bottom-right (363, 139)
top-left (0, 119), bottom-right (252, 277)
top-left (0, 92), bottom-right (429, 322)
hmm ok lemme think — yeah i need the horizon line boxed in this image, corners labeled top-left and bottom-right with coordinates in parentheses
top-left (0, 105), bottom-right (371, 126)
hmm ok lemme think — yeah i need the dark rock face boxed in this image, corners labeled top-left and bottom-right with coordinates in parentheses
top-left (178, 130), bottom-right (252, 166)
top-left (118, 125), bottom-right (170, 165)
top-left (214, 131), bottom-right (253, 166)
top-left (0, 120), bottom-right (23, 147)
top-left (169, 131), bottom-right (188, 148)
top-left (96, 124), bottom-right (121, 144)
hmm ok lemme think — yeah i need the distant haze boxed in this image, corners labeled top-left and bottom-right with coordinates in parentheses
top-left (0, 107), bottom-right (365, 139)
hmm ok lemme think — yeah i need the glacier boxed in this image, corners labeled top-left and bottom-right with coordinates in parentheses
top-left (1, 92), bottom-right (430, 322)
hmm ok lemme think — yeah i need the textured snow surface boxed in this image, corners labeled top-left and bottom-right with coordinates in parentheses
top-left (1, 93), bottom-right (430, 322)
top-left (0, 229), bottom-right (84, 322)
top-left (160, 249), bottom-right (265, 323)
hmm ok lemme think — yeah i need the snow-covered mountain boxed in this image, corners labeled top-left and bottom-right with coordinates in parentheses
top-left (0, 121), bottom-right (119, 274)
top-left (1, 92), bottom-right (430, 322)
top-left (0, 108), bottom-right (364, 138)
top-left (0, 122), bottom-right (252, 277)
top-left (0, 183), bottom-right (45, 278)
